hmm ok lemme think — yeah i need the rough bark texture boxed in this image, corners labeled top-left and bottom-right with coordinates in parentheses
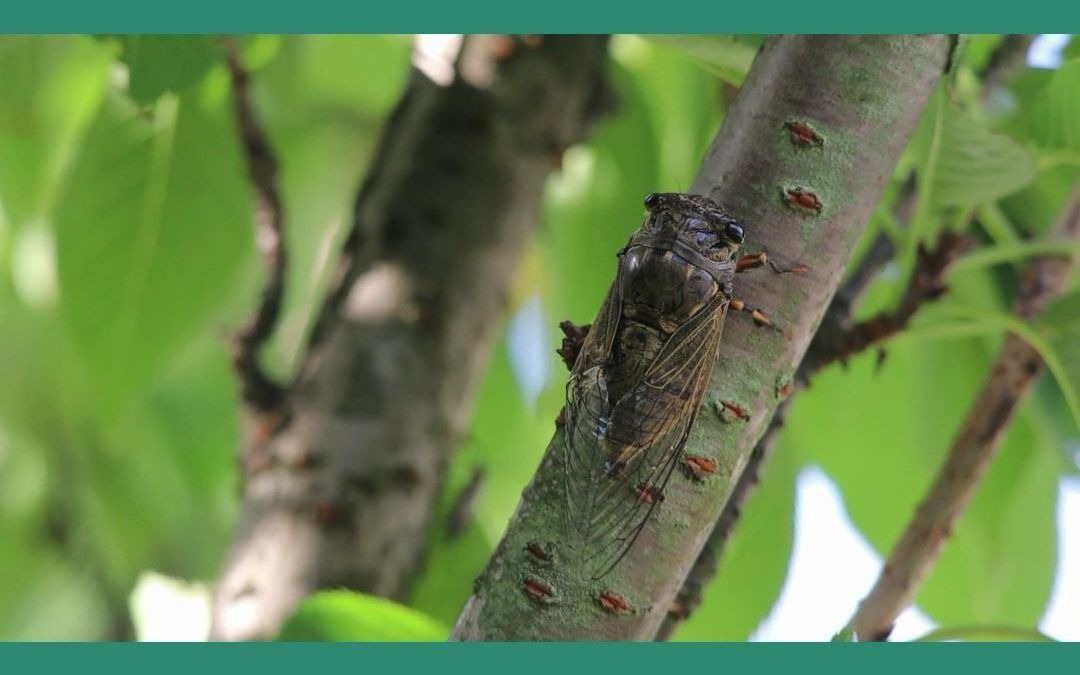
top-left (850, 181), bottom-right (1080, 641)
top-left (451, 35), bottom-right (952, 642)
top-left (210, 35), bottom-right (610, 641)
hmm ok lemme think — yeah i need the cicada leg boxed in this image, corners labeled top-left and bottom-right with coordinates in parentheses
top-left (731, 251), bottom-right (806, 336)
top-left (729, 298), bottom-right (779, 329)
top-left (735, 251), bottom-right (810, 275)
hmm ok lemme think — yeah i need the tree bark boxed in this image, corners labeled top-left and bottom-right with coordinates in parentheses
top-left (451, 34), bottom-right (952, 642)
top-left (210, 35), bottom-right (610, 641)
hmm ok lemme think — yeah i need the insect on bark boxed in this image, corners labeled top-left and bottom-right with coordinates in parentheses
top-left (563, 192), bottom-right (745, 578)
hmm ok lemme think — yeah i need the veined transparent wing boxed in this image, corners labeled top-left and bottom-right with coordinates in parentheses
top-left (563, 291), bottom-right (729, 578)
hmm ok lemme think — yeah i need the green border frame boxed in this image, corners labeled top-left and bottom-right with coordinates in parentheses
top-left (4, 642), bottom-right (1079, 673)
top-left (4, 1), bottom-right (1080, 33)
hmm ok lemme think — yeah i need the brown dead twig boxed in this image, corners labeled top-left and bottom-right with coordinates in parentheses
top-left (222, 38), bottom-right (288, 415)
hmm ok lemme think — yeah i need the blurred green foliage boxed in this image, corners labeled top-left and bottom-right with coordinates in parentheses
top-left (0, 34), bottom-right (1078, 641)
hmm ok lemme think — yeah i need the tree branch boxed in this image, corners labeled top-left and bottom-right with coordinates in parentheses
top-left (656, 34), bottom-right (1035, 640)
top-left (210, 35), bottom-right (611, 640)
top-left (223, 37), bottom-right (288, 415)
top-left (451, 35), bottom-right (951, 641)
top-left (850, 181), bottom-right (1080, 641)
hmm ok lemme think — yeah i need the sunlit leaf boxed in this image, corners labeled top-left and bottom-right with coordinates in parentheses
top-left (0, 36), bottom-right (111, 229)
top-left (54, 91), bottom-right (252, 406)
top-left (931, 102), bottom-right (1038, 208)
top-left (279, 590), bottom-right (448, 641)
top-left (1026, 59), bottom-right (1080, 153)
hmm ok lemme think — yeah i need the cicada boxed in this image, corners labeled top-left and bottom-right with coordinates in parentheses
top-left (563, 192), bottom-right (745, 578)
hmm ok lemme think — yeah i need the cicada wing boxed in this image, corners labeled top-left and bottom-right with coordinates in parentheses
top-left (569, 294), bottom-right (729, 578)
top-left (573, 269), bottom-right (624, 374)
top-left (562, 270), bottom-right (624, 539)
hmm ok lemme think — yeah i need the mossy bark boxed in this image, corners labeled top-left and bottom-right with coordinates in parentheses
top-left (451, 35), bottom-right (952, 641)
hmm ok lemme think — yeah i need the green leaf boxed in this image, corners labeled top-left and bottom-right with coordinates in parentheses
top-left (931, 102), bottom-right (1038, 208)
top-left (256, 35), bottom-right (410, 121)
top-left (1026, 59), bottom-right (1080, 153)
top-left (54, 91), bottom-right (253, 406)
top-left (116, 36), bottom-right (221, 106)
top-left (0, 36), bottom-right (111, 228)
top-left (278, 591), bottom-right (448, 641)
top-left (999, 165), bottom-right (1080, 239)
top-left (642, 35), bottom-right (759, 85)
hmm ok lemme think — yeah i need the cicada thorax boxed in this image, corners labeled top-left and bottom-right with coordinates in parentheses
top-left (599, 246), bottom-right (723, 471)
top-left (607, 246), bottom-right (721, 382)
top-left (563, 192), bottom-right (744, 578)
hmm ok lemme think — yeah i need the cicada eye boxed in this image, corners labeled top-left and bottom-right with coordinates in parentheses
top-left (644, 192), bottom-right (662, 210)
top-left (724, 222), bottom-right (745, 244)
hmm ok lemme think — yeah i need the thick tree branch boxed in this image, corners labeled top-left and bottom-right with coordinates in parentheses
top-left (657, 35), bottom-right (1035, 640)
top-left (223, 38), bottom-right (288, 415)
top-left (850, 181), bottom-right (1080, 641)
top-left (210, 35), bottom-right (611, 640)
top-left (451, 35), bottom-right (951, 641)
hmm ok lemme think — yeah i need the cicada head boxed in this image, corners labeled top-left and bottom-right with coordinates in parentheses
top-left (641, 192), bottom-right (744, 264)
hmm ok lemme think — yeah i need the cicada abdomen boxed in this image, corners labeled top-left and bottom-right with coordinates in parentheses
top-left (562, 192), bottom-right (745, 578)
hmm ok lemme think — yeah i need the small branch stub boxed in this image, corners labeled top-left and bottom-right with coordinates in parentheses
top-left (785, 120), bottom-right (825, 147)
top-left (597, 590), bottom-right (633, 615)
top-left (682, 454), bottom-right (719, 482)
top-left (782, 185), bottom-right (823, 215)
top-left (525, 540), bottom-right (555, 564)
top-left (523, 576), bottom-right (557, 605)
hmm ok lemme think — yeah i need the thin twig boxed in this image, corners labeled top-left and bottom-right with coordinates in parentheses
top-left (223, 37), bottom-right (287, 414)
top-left (823, 231), bottom-right (975, 367)
top-left (850, 182), bottom-right (1080, 641)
